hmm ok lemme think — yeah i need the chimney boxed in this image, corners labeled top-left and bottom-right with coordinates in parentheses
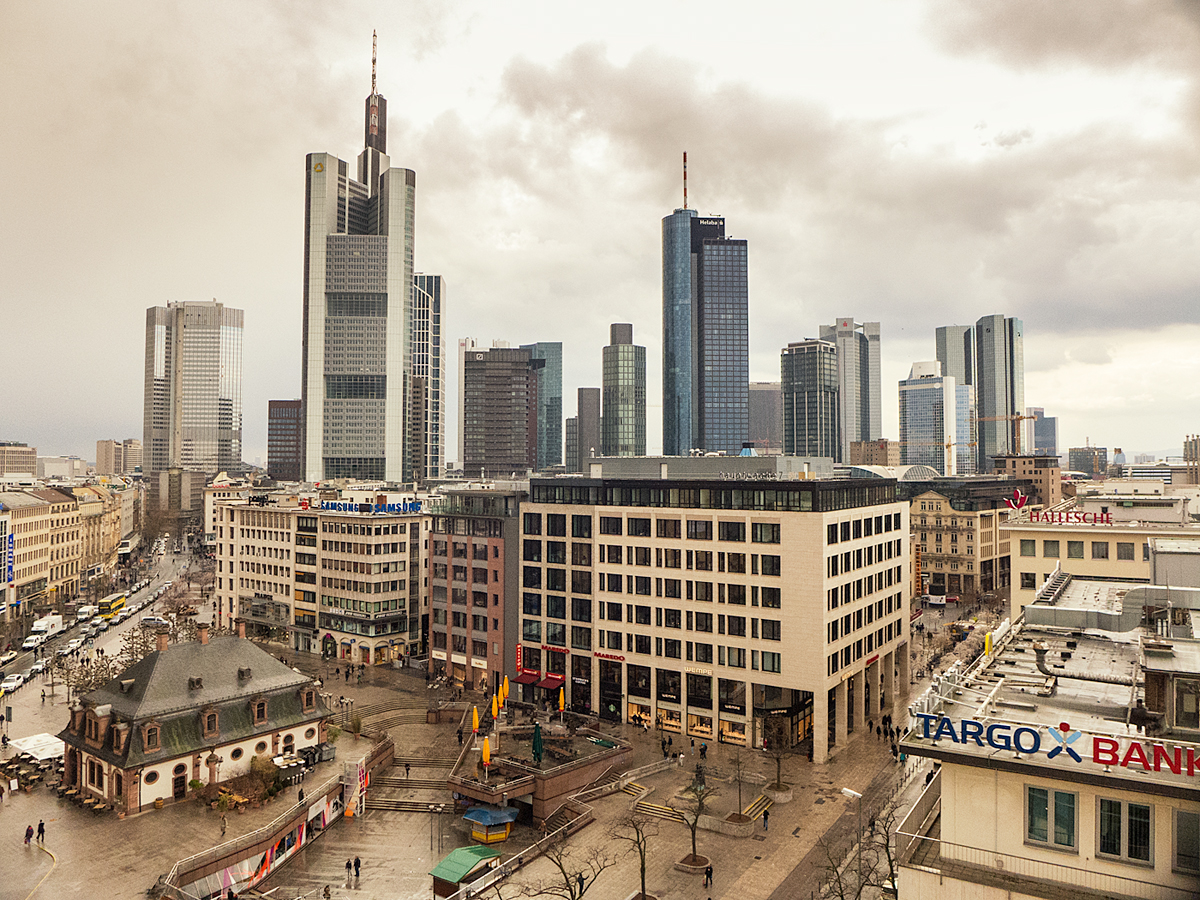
top-left (236, 619), bottom-right (246, 639)
top-left (197, 622), bottom-right (210, 645)
top-left (156, 629), bottom-right (170, 654)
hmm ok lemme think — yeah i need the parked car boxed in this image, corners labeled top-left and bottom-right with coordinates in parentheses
top-left (1, 673), bottom-right (25, 692)
top-left (29, 660), bottom-right (46, 675)
top-left (0, 651), bottom-right (17, 666)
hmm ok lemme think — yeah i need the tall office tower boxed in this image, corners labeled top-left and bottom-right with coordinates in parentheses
top-left (461, 347), bottom-right (541, 477)
top-left (662, 207), bottom-right (749, 455)
top-left (96, 440), bottom-right (121, 476)
top-left (519, 342), bottom-right (563, 469)
top-left (267, 400), bottom-right (303, 482)
top-left (565, 418), bottom-right (579, 474)
top-left (143, 301), bottom-right (244, 477)
top-left (121, 439), bottom-right (142, 473)
top-left (955, 384), bottom-right (977, 475)
top-left (818, 319), bottom-right (881, 462)
top-left (573, 388), bottom-right (601, 471)
top-left (1023, 407), bottom-right (1059, 458)
top-left (935, 325), bottom-right (975, 386)
top-left (1068, 446), bottom-right (1108, 480)
top-left (898, 361), bottom-right (959, 475)
top-left (601, 324), bottom-right (647, 457)
top-left (781, 340), bottom-right (839, 458)
top-left (302, 43), bottom-right (417, 484)
top-left (974, 314), bottom-right (1025, 471)
top-left (413, 275), bottom-right (447, 479)
top-left (748, 382), bottom-right (783, 455)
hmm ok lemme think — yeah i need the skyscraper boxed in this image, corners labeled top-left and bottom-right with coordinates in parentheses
top-left (935, 325), bottom-right (975, 386)
top-left (413, 275), bottom-right (447, 480)
top-left (568, 387), bottom-right (601, 472)
top-left (601, 324), bottom-right (647, 457)
top-left (519, 342), bottom-right (563, 469)
top-left (898, 361), bottom-right (959, 475)
top-left (748, 382), bottom-right (783, 455)
top-left (1024, 407), bottom-right (1059, 458)
top-left (781, 340), bottom-right (839, 459)
top-left (267, 400), bottom-right (303, 482)
top-left (662, 207), bottom-right (749, 455)
top-left (461, 347), bottom-right (541, 478)
top-left (818, 319), bottom-right (881, 462)
top-left (97, 438), bottom-right (142, 476)
top-left (302, 42), bottom-right (417, 483)
top-left (974, 314), bottom-right (1024, 471)
top-left (143, 301), bottom-right (243, 478)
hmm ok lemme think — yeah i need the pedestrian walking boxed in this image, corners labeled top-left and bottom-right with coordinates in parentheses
top-left (24, 825), bottom-right (33, 844)
top-left (298, 787), bottom-right (305, 803)
top-left (876, 725), bottom-right (882, 740)
top-left (40, 690), bottom-right (45, 704)
top-left (678, 751), bottom-right (684, 767)
top-left (345, 859), bottom-right (352, 880)
top-left (690, 737), bottom-right (695, 755)
top-left (704, 864), bottom-right (713, 887)
top-left (457, 728), bottom-right (464, 746)
top-left (700, 742), bottom-right (707, 760)
top-left (662, 745), bottom-right (668, 759)
top-left (36, 820), bottom-right (44, 842)
top-left (220, 814), bottom-right (227, 836)
top-left (335, 666), bottom-right (340, 678)
top-left (405, 762), bottom-right (411, 779)
top-left (354, 856), bottom-right (361, 878)
top-left (762, 809), bottom-right (769, 831)
top-left (667, 736), bottom-right (672, 750)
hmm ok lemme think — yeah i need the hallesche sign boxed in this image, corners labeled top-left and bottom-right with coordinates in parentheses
top-left (913, 714), bottom-right (1200, 776)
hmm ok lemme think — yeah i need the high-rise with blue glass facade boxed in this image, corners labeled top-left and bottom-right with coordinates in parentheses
top-left (974, 314), bottom-right (1024, 472)
top-left (662, 209), bottom-right (749, 455)
top-left (519, 341), bottom-right (563, 469)
top-left (819, 319), bottom-right (881, 463)
top-left (601, 324), bottom-right (646, 457)
top-left (781, 340), bottom-right (839, 459)
top-left (898, 361), bottom-right (966, 475)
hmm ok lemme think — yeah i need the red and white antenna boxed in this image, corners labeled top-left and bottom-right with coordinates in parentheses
top-left (371, 30), bottom-right (377, 95)
top-left (683, 151), bottom-right (688, 209)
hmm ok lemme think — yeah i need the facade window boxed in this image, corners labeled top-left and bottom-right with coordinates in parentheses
top-left (1043, 540), bottom-right (1059, 558)
top-left (571, 543), bottom-right (592, 566)
top-left (1117, 542), bottom-right (1135, 561)
top-left (1020, 539), bottom-right (1035, 557)
top-left (1092, 542), bottom-right (1109, 560)
top-left (752, 523), bottom-right (781, 544)
top-left (571, 626), bottom-right (592, 650)
top-left (629, 517), bottom-right (651, 537)
top-left (600, 516), bottom-right (622, 536)
top-left (546, 514), bottom-right (566, 537)
top-left (523, 540), bottom-right (542, 562)
top-left (1067, 541), bottom-right (1084, 559)
top-left (254, 701), bottom-right (267, 724)
top-left (664, 639), bottom-right (681, 659)
top-left (1175, 678), bottom-right (1199, 728)
top-left (761, 555), bottom-right (781, 576)
top-left (1027, 786), bottom-right (1076, 849)
top-left (523, 513), bottom-right (541, 535)
top-left (687, 520), bottom-right (712, 541)
top-left (571, 515), bottom-right (592, 538)
top-left (545, 622), bottom-right (566, 646)
top-left (657, 519), bottom-right (681, 539)
top-left (1175, 809), bottom-right (1200, 873)
top-left (145, 726), bottom-right (159, 750)
top-left (571, 597), bottom-right (592, 622)
top-left (761, 651), bottom-right (781, 673)
top-left (522, 620), bottom-right (541, 642)
top-left (761, 619), bottom-right (781, 641)
top-left (727, 646), bottom-right (746, 668)
top-left (761, 586), bottom-right (781, 609)
top-left (1021, 572), bottom-right (1037, 590)
top-left (1098, 798), bottom-right (1152, 864)
top-left (718, 521), bottom-right (745, 542)
top-left (571, 570), bottom-right (592, 594)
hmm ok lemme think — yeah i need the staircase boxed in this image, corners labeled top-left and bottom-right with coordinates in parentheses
top-left (743, 795), bottom-right (773, 821)
top-left (633, 799), bottom-right (685, 823)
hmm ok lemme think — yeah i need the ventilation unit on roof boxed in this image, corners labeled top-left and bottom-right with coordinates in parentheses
top-left (188, 676), bottom-right (203, 690)
top-left (238, 667), bottom-right (252, 681)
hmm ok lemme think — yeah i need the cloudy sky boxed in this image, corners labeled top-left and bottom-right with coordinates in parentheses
top-left (4, 1), bottom-right (1199, 465)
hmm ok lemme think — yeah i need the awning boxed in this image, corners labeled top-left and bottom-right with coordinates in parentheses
top-left (515, 672), bottom-right (539, 685)
top-left (536, 676), bottom-right (565, 690)
top-left (463, 806), bottom-right (520, 826)
top-left (9, 733), bottom-right (64, 762)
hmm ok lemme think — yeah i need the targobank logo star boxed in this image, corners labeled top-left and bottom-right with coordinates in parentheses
top-left (1047, 722), bottom-right (1083, 763)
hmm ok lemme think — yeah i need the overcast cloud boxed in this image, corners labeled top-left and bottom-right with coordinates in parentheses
top-left (2, 1), bottom-right (1197, 464)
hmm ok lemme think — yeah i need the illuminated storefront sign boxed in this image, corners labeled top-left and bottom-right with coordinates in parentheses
top-left (320, 500), bottom-right (422, 514)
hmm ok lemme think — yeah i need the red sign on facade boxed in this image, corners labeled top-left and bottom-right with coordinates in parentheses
top-left (515, 643), bottom-right (523, 674)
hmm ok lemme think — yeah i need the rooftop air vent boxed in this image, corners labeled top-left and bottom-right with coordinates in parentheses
top-left (188, 676), bottom-right (203, 690)
top-left (119, 679), bottom-right (135, 694)
top-left (238, 667), bottom-right (252, 681)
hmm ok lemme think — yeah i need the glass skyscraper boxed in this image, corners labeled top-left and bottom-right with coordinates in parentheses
top-left (143, 301), bottom-right (243, 477)
top-left (302, 65), bottom-right (418, 483)
top-left (601, 324), bottom-right (646, 457)
top-left (413, 275), bottom-right (447, 480)
top-left (898, 361), bottom-right (964, 475)
top-left (818, 319), bottom-right (881, 462)
top-left (519, 341), bottom-right (563, 469)
top-left (781, 340), bottom-right (839, 458)
top-left (974, 314), bottom-right (1024, 471)
top-left (935, 325), bottom-right (975, 387)
top-left (662, 208), bottom-right (749, 455)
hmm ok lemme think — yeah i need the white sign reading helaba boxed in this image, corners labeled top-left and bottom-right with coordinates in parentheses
top-left (320, 501), bottom-right (422, 514)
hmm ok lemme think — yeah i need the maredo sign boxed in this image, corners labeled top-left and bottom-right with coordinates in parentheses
top-left (916, 713), bottom-right (1200, 776)
top-left (1005, 489), bottom-right (1113, 526)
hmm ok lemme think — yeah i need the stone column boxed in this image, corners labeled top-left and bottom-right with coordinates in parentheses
top-left (833, 679), bottom-right (848, 752)
top-left (813, 686), bottom-right (831, 765)
top-left (869, 657), bottom-right (884, 723)
top-left (883, 649), bottom-right (896, 718)
top-left (896, 644), bottom-right (910, 716)
top-left (851, 669), bottom-right (866, 735)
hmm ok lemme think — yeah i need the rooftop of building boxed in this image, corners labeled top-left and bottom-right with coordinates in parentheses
top-left (562, 454), bottom-right (834, 480)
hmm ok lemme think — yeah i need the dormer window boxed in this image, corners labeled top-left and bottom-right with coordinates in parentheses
top-left (254, 701), bottom-right (267, 724)
top-left (302, 690), bottom-right (315, 711)
top-left (145, 725), bottom-right (160, 751)
top-left (85, 716), bottom-right (99, 741)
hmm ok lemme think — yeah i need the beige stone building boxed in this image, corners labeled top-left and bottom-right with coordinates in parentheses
top-left (0, 488), bottom-right (81, 621)
top-left (517, 463), bottom-right (910, 764)
top-left (993, 453), bottom-right (1062, 507)
top-left (0, 442), bottom-right (36, 478)
top-left (850, 439), bottom-right (901, 467)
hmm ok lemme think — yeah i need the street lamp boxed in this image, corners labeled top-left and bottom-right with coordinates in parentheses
top-left (841, 787), bottom-right (863, 892)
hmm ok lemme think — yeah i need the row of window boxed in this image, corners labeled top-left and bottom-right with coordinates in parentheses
top-left (828, 542), bottom-right (902, 577)
top-left (826, 622), bottom-right (900, 674)
top-left (1019, 539), bottom-right (1144, 561)
top-left (826, 514), bottom-right (902, 545)
top-left (1026, 786), bottom-right (1199, 873)
top-left (523, 512), bottom-right (782, 543)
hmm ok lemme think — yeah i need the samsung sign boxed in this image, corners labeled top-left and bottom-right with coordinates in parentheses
top-left (915, 714), bottom-right (1200, 777)
top-left (320, 501), bottom-right (422, 514)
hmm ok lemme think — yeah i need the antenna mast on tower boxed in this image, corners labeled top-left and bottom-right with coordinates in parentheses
top-left (683, 151), bottom-right (688, 209)
top-left (372, 30), bottom-right (378, 95)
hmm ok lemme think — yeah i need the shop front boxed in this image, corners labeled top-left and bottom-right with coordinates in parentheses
top-left (656, 668), bottom-right (682, 733)
top-left (627, 663), bottom-right (652, 726)
top-left (570, 655), bottom-right (592, 714)
top-left (597, 658), bottom-right (622, 722)
top-left (718, 678), bottom-right (748, 746)
top-left (685, 673), bottom-right (714, 741)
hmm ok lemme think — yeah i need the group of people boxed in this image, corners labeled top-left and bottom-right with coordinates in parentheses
top-left (868, 714), bottom-right (906, 762)
top-left (22, 820), bottom-right (45, 845)
top-left (333, 664), bottom-right (366, 685)
top-left (345, 856), bottom-right (362, 881)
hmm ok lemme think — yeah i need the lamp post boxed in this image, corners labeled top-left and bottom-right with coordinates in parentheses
top-left (841, 787), bottom-right (863, 892)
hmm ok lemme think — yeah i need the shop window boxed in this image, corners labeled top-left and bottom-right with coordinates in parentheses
top-left (1027, 787), bottom-right (1076, 850)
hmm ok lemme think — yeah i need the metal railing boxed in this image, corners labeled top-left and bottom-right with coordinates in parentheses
top-left (898, 831), bottom-right (1198, 900)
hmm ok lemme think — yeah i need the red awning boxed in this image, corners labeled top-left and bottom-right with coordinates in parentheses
top-left (536, 676), bottom-right (565, 690)
top-left (515, 672), bottom-right (539, 685)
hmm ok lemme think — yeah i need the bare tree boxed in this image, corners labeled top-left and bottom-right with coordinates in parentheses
top-left (864, 802), bottom-right (901, 895)
top-left (611, 811), bottom-right (658, 900)
top-left (677, 779), bottom-right (719, 864)
top-left (815, 832), bottom-right (863, 900)
top-left (763, 715), bottom-right (793, 790)
top-left (728, 747), bottom-right (753, 820)
top-left (503, 838), bottom-right (623, 900)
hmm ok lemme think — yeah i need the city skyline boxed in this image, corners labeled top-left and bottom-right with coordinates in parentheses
top-left (5, 4), bottom-right (1200, 464)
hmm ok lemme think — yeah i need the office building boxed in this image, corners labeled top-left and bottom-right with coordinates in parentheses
top-left (748, 382), bottom-right (783, 455)
top-left (781, 340), bottom-right (839, 459)
top-left (898, 362), bottom-right (960, 476)
top-left (427, 485), bottom-right (526, 692)
top-left (461, 347), bottom-right (541, 478)
top-left (850, 440), bottom-right (901, 467)
top-left (37, 457), bottom-right (88, 480)
top-left (519, 341), bottom-right (563, 470)
top-left (517, 457), bottom-right (910, 763)
top-left (1068, 446), bottom-right (1108, 480)
top-left (0, 442), bottom-right (37, 477)
top-left (1023, 407), bottom-right (1058, 458)
top-left (413, 275), bottom-right (448, 481)
top-left (662, 208), bottom-right (749, 455)
top-left (819, 319), bottom-right (882, 462)
top-left (994, 454), bottom-right (1062, 508)
top-left (143, 301), bottom-right (244, 478)
top-left (121, 439), bottom-right (142, 474)
top-left (565, 388), bottom-right (601, 473)
top-left (97, 439), bottom-right (143, 477)
top-left (267, 400), bottom-right (303, 482)
top-left (974, 314), bottom-right (1024, 471)
top-left (0, 488), bottom-right (81, 620)
top-left (600, 324), bottom-right (646, 458)
top-left (934, 324), bottom-right (974, 387)
top-left (302, 56), bottom-right (417, 484)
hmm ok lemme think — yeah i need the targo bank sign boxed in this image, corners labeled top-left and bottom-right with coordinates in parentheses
top-left (915, 714), bottom-right (1200, 776)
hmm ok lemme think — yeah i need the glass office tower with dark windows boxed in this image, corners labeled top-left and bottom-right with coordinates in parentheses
top-left (662, 208), bottom-right (749, 455)
top-left (974, 314), bottom-right (1024, 471)
top-left (519, 341), bottom-right (563, 469)
top-left (461, 347), bottom-right (541, 478)
top-left (413, 274), bottom-right (447, 480)
top-left (601, 324), bottom-right (646, 457)
top-left (781, 340), bottom-right (839, 458)
top-left (267, 400), bottom-right (303, 482)
top-left (818, 319), bottom-right (881, 463)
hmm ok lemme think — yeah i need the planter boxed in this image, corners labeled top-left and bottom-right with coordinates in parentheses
top-left (673, 854), bottom-right (710, 875)
top-left (154, 798), bottom-right (164, 810)
top-left (763, 784), bottom-right (793, 804)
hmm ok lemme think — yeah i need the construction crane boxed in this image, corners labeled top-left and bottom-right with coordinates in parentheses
top-left (977, 414), bottom-right (1037, 456)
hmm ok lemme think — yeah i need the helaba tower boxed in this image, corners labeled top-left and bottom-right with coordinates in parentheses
top-left (302, 35), bottom-right (418, 483)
